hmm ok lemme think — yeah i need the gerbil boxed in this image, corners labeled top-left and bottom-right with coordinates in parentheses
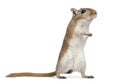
top-left (6, 8), bottom-right (97, 79)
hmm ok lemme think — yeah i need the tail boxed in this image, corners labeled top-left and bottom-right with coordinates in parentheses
top-left (6, 71), bottom-right (56, 77)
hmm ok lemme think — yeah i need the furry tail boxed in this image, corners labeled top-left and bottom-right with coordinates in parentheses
top-left (6, 71), bottom-right (56, 77)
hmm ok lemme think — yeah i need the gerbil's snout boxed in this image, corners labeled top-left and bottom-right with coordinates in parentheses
top-left (90, 9), bottom-right (97, 19)
top-left (92, 10), bottom-right (97, 15)
top-left (91, 9), bottom-right (97, 15)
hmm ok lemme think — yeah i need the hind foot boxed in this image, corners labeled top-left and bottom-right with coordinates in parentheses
top-left (82, 75), bottom-right (94, 78)
top-left (57, 73), bottom-right (66, 79)
top-left (58, 76), bottom-right (66, 79)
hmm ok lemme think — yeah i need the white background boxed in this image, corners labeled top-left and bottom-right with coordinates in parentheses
top-left (0, 0), bottom-right (120, 81)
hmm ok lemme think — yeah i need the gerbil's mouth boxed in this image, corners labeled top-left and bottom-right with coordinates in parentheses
top-left (88, 14), bottom-right (97, 21)
top-left (91, 12), bottom-right (97, 19)
top-left (93, 14), bottom-right (97, 18)
top-left (89, 15), bottom-right (96, 20)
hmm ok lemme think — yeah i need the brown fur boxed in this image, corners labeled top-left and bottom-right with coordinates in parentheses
top-left (7, 72), bottom-right (56, 77)
top-left (57, 18), bottom-right (77, 61)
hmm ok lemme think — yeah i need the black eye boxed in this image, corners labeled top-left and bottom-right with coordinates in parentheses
top-left (81, 9), bottom-right (86, 14)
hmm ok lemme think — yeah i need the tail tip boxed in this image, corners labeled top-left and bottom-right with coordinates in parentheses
top-left (6, 75), bottom-right (11, 77)
top-left (6, 74), bottom-right (16, 77)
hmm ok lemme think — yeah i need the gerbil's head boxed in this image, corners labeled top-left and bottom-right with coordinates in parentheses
top-left (71, 8), bottom-right (97, 20)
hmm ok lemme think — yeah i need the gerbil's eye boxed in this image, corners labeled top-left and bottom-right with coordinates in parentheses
top-left (81, 9), bottom-right (86, 14)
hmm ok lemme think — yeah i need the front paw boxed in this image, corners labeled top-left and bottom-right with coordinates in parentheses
top-left (88, 33), bottom-right (93, 37)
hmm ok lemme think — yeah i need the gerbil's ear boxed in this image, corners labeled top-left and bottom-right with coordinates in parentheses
top-left (71, 8), bottom-right (78, 16)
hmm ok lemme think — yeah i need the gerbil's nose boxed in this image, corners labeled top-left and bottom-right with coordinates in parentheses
top-left (94, 11), bottom-right (97, 15)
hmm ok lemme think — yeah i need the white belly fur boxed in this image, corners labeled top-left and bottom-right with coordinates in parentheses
top-left (58, 35), bottom-right (87, 73)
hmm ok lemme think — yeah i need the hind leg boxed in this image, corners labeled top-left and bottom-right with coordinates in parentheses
top-left (56, 65), bottom-right (71, 79)
top-left (56, 62), bottom-right (67, 79)
top-left (56, 73), bottom-right (66, 79)
top-left (56, 52), bottom-right (74, 79)
top-left (77, 51), bottom-right (94, 78)
top-left (56, 61), bottom-right (73, 79)
top-left (81, 71), bottom-right (94, 78)
top-left (79, 66), bottom-right (94, 78)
